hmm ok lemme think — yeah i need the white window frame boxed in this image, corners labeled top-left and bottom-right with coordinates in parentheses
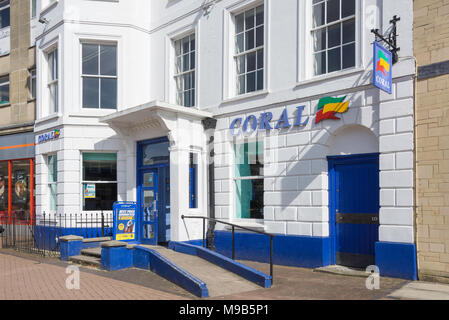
top-left (47, 48), bottom-right (58, 114)
top-left (234, 4), bottom-right (265, 96)
top-left (47, 154), bottom-right (58, 213)
top-left (30, 0), bottom-right (36, 19)
top-left (223, 0), bottom-right (268, 101)
top-left (301, 0), bottom-right (361, 81)
top-left (0, 0), bottom-right (10, 30)
top-left (29, 69), bottom-right (36, 100)
top-left (174, 33), bottom-right (196, 108)
top-left (80, 151), bottom-right (118, 213)
top-left (0, 75), bottom-right (9, 105)
top-left (233, 137), bottom-right (265, 222)
top-left (80, 41), bottom-right (118, 110)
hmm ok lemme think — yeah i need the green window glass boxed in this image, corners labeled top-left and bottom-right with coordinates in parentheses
top-left (235, 141), bottom-right (264, 219)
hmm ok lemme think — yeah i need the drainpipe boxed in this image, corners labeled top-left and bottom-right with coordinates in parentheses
top-left (202, 117), bottom-right (217, 250)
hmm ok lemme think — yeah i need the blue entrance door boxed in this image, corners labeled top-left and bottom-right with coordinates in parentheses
top-left (140, 170), bottom-right (158, 245)
top-left (329, 154), bottom-right (380, 268)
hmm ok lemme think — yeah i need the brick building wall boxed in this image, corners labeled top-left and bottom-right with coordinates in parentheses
top-left (415, 0), bottom-right (449, 282)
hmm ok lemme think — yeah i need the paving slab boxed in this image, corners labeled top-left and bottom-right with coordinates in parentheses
top-left (388, 281), bottom-right (449, 300)
top-left (314, 265), bottom-right (368, 278)
top-left (141, 245), bottom-right (260, 297)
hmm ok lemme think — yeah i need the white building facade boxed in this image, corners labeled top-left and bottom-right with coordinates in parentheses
top-left (33, 0), bottom-right (417, 279)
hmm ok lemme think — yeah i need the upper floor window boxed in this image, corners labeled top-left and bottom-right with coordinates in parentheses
top-left (47, 49), bottom-right (58, 113)
top-left (312, 0), bottom-right (356, 76)
top-left (82, 43), bottom-right (117, 109)
top-left (174, 34), bottom-right (196, 108)
top-left (0, 75), bottom-right (9, 105)
top-left (31, 0), bottom-right (36, 19)
top-left (29, 69), bottom-right (36, 100)
top-left (47, 154), bottom-right (57, 212)
top-left (235, 5), bottom-right (264, 95)
top-left (0, 0), bottom-right (10, 29)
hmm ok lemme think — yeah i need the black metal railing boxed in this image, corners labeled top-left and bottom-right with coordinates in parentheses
top-left (181, 215), bottom-right (275, 283)
top-left (0, 212), bottom-right (113, 257)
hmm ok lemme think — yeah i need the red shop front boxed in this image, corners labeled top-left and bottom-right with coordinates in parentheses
top-left (0, 133), bottom-right (35, 225)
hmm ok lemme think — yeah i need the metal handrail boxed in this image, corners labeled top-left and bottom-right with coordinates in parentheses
top-left (181, 215), bottom-right (275, 283)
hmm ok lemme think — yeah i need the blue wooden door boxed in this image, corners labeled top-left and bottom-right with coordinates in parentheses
top-left (140, 170), bottom-right (158, 245)
top-left (329, 154), bottom-right (380, 268)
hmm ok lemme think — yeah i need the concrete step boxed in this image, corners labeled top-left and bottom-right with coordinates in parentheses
top-left (141, 245), bottom-right (260, 298)
top-left (80, 247), bottom-right (101, 258)
top-left (69, 255), bottom-right (102, 268)
top-left (314, 265), bottom-right (368, 278)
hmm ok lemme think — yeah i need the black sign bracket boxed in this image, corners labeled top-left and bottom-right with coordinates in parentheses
top-left (371, 15), bottom-right (401, 64)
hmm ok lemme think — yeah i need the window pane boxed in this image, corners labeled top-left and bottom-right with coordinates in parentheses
top-left (245, 8), bottom-right (254, 30)
top-left (342, 0), bottom-right (355, 18)
top-left (83, 153), bottom-right (117, 181)
top-left (101, 78), bottom-right (117, 109)
top-left (235, 141), bottom-right (264, 177)
top-left (314, 51), bottom-right (326, 75)
top-left (343, 19), bottom-right (355, 44)
top-left (189, 153), bottom-right (198, 209)
top-left (245, 29), bottom-right (254, 51)
top-left (256, 25), bottom-right (264, 47)
top-left (100, 45), bottom-right (117, 76)
top-left (190, 51), bottom-right (195, 69)
top-left (235, 13), bottom-right (244, 33)
top-left (83, 77), bottom-right (99, 108)
top-left (182, 36), bottom-right (190, 54)
top-left (237, 55), bottom-right (245, 75)
top-left (183, 73), bottom-right (191, 91)
top-left (327, 0), bottom-right (340, 23)
top-left (49, 184), bottom-right (57, 211)
top-left (0, 6), bottom-right (10, 29)
top-left (247, 71), bottom-right (256, 93)
top-left (256, 5), bottom-right (264, 26)
top-left (48, 155), bottom-right (57, 183)
top-left (0, 162), bottom-right (8, 215)
top-left (83, 183), bottom-right (117, 211)
top-left (235, 179), bottom-right (264, 219)
top-left (257, 49), bottom-right (264, 69)
top-left (342, 43), bottom-right (355, 69)
top-left (313, 29), bottom-right (326, 52)
top-left (236, 33), bottom-right (244, 54)
top-left (313, 2), bottom-right (325, 28)
top-left (184, 90), bottom-right (191, 107)
top-left (256, 70), bottom-right (263, 91)
top-left (11, 160), bottom-right (30, 222)
top-left (328, 23), bottom-right (341, 48)
top-left (0, 76), bottom-right (9, 104)
top-left (82, 44), bottom-right (98, 75)
top-left (49, 83), bottom-right (58, 113)
top-left (328, 47), bottom-right (341, 73)
top-left (237, 75), bottom-right (245, 94)
top-left (247, 52), bottom-right (256, 72)
top-left (142, 141), bottom-right (170, 166)
top-left (183, 53), bottom-right (190, 72)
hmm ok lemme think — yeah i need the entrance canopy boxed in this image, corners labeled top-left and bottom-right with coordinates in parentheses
top-left (100, 100), bottom-right (212, 138)
top-left (100, 100), bottom-right (213, 243)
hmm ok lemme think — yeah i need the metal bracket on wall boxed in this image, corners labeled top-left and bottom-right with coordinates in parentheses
top-left (371, 15), bottom-right (401, 64)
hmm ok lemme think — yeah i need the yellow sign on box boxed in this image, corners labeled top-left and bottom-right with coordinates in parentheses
top-left (116, 233), bottom-right (135, 241)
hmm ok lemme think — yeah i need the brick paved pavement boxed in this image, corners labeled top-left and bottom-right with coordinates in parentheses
top-left (0, 252), bottom-right (186, 300)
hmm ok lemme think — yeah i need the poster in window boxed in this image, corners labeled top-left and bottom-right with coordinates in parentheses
top-left (0, 173), bottom-right (7, 212)
top-left (84, 184), bottom-right (96, 199)
top-left (14, 170), bottom-right (28, 205)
